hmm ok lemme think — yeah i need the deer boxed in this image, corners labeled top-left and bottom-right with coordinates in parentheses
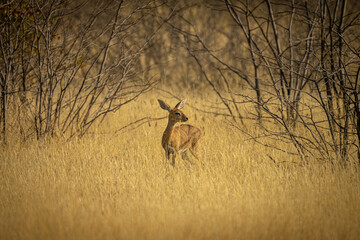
top-left (158, 99), bottom-right (201, 166)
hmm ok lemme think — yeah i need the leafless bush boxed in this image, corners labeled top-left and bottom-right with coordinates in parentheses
top-left (0, 0), bottom-right (172, 141)
top-left (169, 0), bottom-right (360, 163)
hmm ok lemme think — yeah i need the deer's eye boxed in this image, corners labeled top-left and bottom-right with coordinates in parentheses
top-left (175, 112), bottom-right (181, 116)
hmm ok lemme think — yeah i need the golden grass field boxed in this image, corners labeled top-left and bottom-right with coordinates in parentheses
top-left (1, 90), bottom-right (360, 240)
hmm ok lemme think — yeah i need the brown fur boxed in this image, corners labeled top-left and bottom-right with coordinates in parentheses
top-left (158, 99), bottom-right (201, 166)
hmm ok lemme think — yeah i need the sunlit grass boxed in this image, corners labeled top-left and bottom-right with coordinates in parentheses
top-left (1, 92), bottom-right (359, 240)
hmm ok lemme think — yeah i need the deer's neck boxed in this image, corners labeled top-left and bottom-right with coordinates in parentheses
top-left (162, 118), bottom-right (177, 145)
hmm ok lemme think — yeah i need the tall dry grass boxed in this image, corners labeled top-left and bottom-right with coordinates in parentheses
top-left (1, 91), bottom-right (360, 240)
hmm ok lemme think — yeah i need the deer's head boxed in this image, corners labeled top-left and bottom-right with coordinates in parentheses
top-left (158, 99), bottom-right (188, 123)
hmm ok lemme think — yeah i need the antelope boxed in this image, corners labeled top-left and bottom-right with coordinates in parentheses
top-left (158, 99), bottom-right (201, 166)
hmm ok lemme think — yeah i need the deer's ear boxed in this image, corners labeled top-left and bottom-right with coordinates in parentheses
top-left (175, 99), bottom-right (186, 109)
top-left (158, 99), bottom-right (171, 111)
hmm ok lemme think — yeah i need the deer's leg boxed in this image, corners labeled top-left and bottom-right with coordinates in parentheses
top-left (171, 153), bottom-right (176, 166)
top-left (165, 150), bottom-right (170, 160)
top-left (189, 140), bottom-right (200, 159)
top-left (189, 147), bottom-right (199, 160)
top-left (181, 151), bottom-right (191, 161)
top-left (181, 152), bottom-right (189, 161)
top-left (189, 149), bottom-right (199, 160)
top-left (181, 151), bottom-right (194, 165)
